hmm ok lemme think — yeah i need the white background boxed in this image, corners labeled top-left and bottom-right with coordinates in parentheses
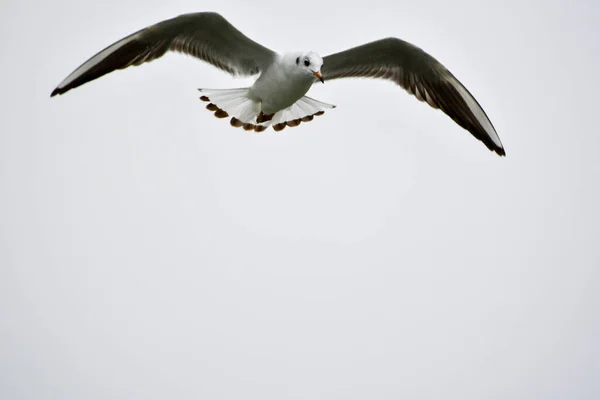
top-left (2, 0), bottom-right (599, 398)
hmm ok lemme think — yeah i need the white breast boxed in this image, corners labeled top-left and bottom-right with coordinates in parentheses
top-left (249, 55), bottom-right (314, 115)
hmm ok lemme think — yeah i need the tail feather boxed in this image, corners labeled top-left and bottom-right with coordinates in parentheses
top-left (268, 96), bottom-right (336, 131)
top-left (199, 88), bottom-right (260, 125)
top-left (198, 88), bottom-right (335, 132)
top-left (297, 95), bottom-right (335, 115)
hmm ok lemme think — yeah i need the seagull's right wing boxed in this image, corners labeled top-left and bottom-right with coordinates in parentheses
top-left (51, 12), bottom-right (277, 97)
top-left (321, 38), bottom-right (505, 156)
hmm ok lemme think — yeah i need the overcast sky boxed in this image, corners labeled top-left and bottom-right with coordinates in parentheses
top-left (2, 0), bottom-right (599, 399)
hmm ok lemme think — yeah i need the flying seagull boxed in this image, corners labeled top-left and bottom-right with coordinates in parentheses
top-left (51, 12), bottom-right (505, 156)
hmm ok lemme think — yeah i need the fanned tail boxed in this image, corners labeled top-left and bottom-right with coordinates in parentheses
top-left (198, 88), bottom-right (263, 130)
top-left (198, 89), bottom-right (335, 132)
top-left (268, 96), bottom-right (336, 131)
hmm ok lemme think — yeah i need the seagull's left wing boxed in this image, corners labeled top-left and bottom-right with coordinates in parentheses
top-left (51, 12), bottom-right (277, 97)
top-left (321, 38), bottom-right (505, 156)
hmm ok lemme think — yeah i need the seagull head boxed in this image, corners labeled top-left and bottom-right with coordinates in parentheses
top-left (294, 51), bottom-right (324, 83)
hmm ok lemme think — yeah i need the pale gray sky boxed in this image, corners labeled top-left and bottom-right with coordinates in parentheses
top-left (2, 0), bottom-right (599, 399)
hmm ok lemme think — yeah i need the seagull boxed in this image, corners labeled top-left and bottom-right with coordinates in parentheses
top-left (51, 12), bottom-right (505, 156)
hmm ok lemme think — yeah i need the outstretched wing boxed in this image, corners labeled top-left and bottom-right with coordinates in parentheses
top-left (321, 38), bottom-right (505, 156)
top-left (51, 12), bottom-right (277, 96)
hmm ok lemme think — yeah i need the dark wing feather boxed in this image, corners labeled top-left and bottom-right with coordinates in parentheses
top-left (321, 38), bottom-right (505, 156)
top-left (51, 12), bottom-right (276, 96)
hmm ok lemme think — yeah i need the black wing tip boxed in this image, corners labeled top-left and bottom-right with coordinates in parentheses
top-left (479, 132), bottom-right (506, 157)
top-left (50, 87), bottom-right (64, 97)
top-left (51, 84), bottom-right (78, 97)
top-left (495, 146), bottom-right (506, 157)
top-left (478, 136), bottom-right (506, 157)
top-left (481, 138), bottom-right (506, 157)
top-left (491, 146), bottom-right (506, 157)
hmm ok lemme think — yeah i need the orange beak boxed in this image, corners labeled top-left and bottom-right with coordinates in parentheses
top-left (314, 71), bottom-right (324, 83)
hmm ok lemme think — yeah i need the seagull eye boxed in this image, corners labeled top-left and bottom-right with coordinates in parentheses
top-left (296, 57), bottom-right (300, 65)
top-left (304, 59), bottom-right (310, 67)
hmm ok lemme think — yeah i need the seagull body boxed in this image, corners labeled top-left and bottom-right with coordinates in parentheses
top-left (249, 52), bottom-right (325, 114)
top-left (51, 12), bottom-right (505, 155)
